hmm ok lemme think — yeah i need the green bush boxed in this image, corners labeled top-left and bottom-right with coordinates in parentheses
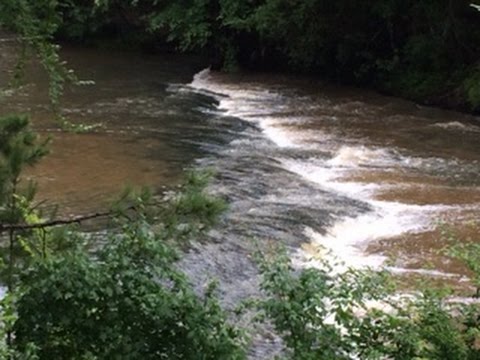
top-left (161, 170), bottom-right (227, 242)
top-left (13, 219), bottom-right (246, 360)
top-left (0, 116), bottom-right (241, 359)
top-left (257, 249), bottom-right (480, 360)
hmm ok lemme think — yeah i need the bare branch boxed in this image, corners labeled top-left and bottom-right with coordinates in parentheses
top-left (0, 211), bottom-right (112, 232)
top-left (0, 204), bottom-right (147, 232)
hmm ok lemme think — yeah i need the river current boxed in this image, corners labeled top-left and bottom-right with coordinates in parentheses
top-left (2, 45), bottom-right (480, 356)
top-left (179, 69), bottom-right (480, 356)
top-left (184, 69), bottom-right (480, 276)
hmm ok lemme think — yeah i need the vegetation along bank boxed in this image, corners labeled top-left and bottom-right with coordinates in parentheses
top-left (53, 0), bottom-right (480, 114)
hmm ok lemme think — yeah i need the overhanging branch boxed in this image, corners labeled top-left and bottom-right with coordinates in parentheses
top-left (0, 210), bottom-right (112, 232)
top-left (0, 205), bottom-right (144, 232)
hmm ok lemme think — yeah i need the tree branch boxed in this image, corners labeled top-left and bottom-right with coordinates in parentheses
top-left (0, 206), bottom-right (140, 232)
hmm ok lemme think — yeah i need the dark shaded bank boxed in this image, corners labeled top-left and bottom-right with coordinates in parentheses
top-left (54, 0), bottom-right (480, 115)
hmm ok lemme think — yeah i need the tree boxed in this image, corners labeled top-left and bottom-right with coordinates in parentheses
top-left (0, 114), bottom-right (48, 358)
top-left (14, 215), bottom-right (246, 360)
top-left (0, 133), bottom-right (246, 358)
top-left (0, 117), bottom-right (245, 358)
top-left (0, 8), bottom-right (245, 354)
top-left (0, 114), bottom-right (49, 294)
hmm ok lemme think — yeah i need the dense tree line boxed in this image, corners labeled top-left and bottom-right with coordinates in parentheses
top-left (51, 0), bottom-right (480, 112)
top-left (3, 1), bottom-right (480, 110)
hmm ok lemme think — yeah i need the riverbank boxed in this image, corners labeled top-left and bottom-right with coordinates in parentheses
top-left (53, 1), bottom-right (480, 117)
top-left (5, 39), bottom-right (479, 283)
top-left (53, 35), bottom-right (480, 118)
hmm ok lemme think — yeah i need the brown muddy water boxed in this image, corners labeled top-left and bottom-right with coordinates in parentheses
top-left (1, 44), bottom-right (480, 357)
top-left (1, 45), bottom-right (211, 215)
top-left (182, 70), bottom-right (480, 292)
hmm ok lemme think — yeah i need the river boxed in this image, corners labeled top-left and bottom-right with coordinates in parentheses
top-left (183, 69), bottom-right (480, 278)
top-left (2, 45), bottom-right (480, 355)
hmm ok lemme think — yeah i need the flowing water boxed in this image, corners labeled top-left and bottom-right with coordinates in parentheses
top-left (2, 45), bottom-right (480, 356)
top-left (1, 45), bottom-right (212, 214)
top-left (182, 69), bottom-right (480, 278)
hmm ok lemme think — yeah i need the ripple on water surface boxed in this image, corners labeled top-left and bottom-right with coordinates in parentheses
top-left (1, 45), bottom-right (215, 214)
top-left (186, 68), bottom-right (480, 280)
top-left (2, 45), bottom-right (480, 356)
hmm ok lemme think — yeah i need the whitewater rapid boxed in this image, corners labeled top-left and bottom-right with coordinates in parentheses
top-left (185, 68), bottom-right (475, 273)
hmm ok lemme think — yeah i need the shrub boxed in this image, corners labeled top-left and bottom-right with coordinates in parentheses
top-left (257, 248), bottom-right (480, 360)
top-left (13, 218), bottom-right (246, 360)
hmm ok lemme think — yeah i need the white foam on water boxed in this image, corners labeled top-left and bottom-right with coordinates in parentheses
top-left (190, 69), bottom-right (317, 148)
top-left (387, 267), bottom-right (462, 278)
top-left (188, 69), bottom-right (463, 272)
top-left (328, 146), bottom-right (397, 167)
top-left (283, 147), bottom-right (457, 269)
top-left (294, 200), bottom-right (448, 271)
top-left (282, 157), bottom-right (382, 198)
top-left (432, 121), bottom-right (480, 132)
top-left (260, 122), bottom-right (298, 148)
top-left (259, 117), bottom-right (324, 148)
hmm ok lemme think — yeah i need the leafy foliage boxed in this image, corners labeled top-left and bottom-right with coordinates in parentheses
top-left (0, 0), bottom-right (76, 111)
top-left (0, 114), bottom-right (50, 289)
top-left (59, 0), bottom-right (480, 109)
top-left (0, 114), bottom-right (245, 359)
top-left (257, 249), bottom-right (480, 360)
top-left (161, 170), bottom-right (227, 237)
top-left (14, 218), bottom-right (246, 360)
top-left (0, 114), bottom-right (49, 207)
